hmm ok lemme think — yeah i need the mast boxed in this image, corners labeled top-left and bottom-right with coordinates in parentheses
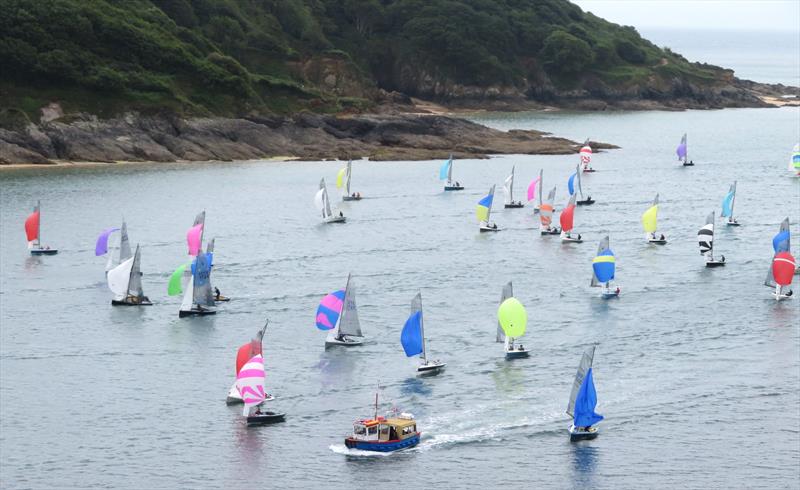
top-left (345, 161), bottom-right (352, 195)
top-left (538, 170), bottom-right (543, 208)
top-left (417, 292), bottom-right (426, 362)
top-left (486, 185), bottom-right (495, 222)
top-left (497, 282), bottom-right (513, 344)
top-left (374, 390), bottom-right (378, 420)
top-left (36, 200), bottom-right (41, 248)
top-left (448, 154), bottom-right (453, 183)
top-left (730, 181), bottom-right (737, 219)
top-left (575, 164), bottom-right (583, 199)
top-left (127, 244), bottom-right (143, 300)
top-left (119, 220), bottom-right (132, 263)
top-left (509, 165), bottom-right (514, 202)
top-left (339, 273), bottom-right (362, 337)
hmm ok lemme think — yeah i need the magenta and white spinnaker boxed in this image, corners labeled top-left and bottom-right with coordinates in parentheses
top-left (236, 354), bottom-right (266, 416)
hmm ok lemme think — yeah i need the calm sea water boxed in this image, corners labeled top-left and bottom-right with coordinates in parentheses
top-left (642, 28), bottom-right (800, 87)
top-left (1, 107), bottom-right (799, 489)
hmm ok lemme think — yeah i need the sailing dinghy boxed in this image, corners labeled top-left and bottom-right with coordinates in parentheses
top-left (528, 169), bottom-right (542, 213)
top-left (227, 320), bottom-right (275, 404)
top-left (440, 154), bottom-right (464, 191)
top-left (25, 201), bottom-right (57, 255)
top-left (401, 292), bottom-right (445, 375)
top-left (316, 274), bottom-right (364, 347)
top-left (337, 160), bottom-right (362, 201)
top-left (539, 187), bottom-right (560, 235)
top-left (497, 283), bottom-right (529, 359)
top-left (315, 178), bottom-right (345, 223)
top-left (477, 185), bottom-right (500, 232)
top-left (677, 133), bottom-right (693, 166)
top-left (591, 236), bottom-right (619, 298)
top-left (107, 244), bottom-right (152, 306)
top-left (560, 193), bottom-right (582, 243)
top-left (236, 354), bottom-right (285, 426)
top-left (721, 182), bottom-right (740, 226)
top-left (566, 345), bottom-right (603, 441)
top-left (178, 250), bottom-right (216, 317)
top-left (503, 165), bottom-right (524, 208)
top-left (568, 164), bottom-right (594, 206)
top-left (790, 144), bottom-right (800, 177)
top-left (642, 194), bottom-right (667, 244)
top-left (698, 211), bottom-right (725, 267)
top-left (770, 252), bottom-right (796, 300)
top-left (765, 218), bottom-right (793, 288)
top-left (96, 220), bottom-right (133, 273)
top-left (580, 141), bottom-right (595, 172)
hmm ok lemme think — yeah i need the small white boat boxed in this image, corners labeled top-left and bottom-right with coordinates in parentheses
top-left (497, 282), bottom-right (530, 359)
top-left (566, 345), bottom-right (603, 441)
top-left (642, 194), bottom-right (667, 244)
top-left (559, 193), bottom-right (582, 243)
top-left (337, 160), bottom-right (362, 201)
top-left (592, 236), bottom-right (620, 298)
top-left (698, 211), bottom-right (726, 267)
top-left (539, 187), bottom-right (561, 235)
top-left (108, 244), bottom-right (152, 306)
top-left (503, 165), bottom-right (524, 208)
top-left (316, 274), bottom-right (364, 348)
top-left (25, 200), bottom-right (58, 255)
top-left (401, 292), bottom-right (446, 376)
top-left (440, 154), bottom-right (464, 191)
top-left (721, 181), bottom-right (740, 226)
top-left (315, 178), bottom-right (346, 223)
top-left (677, 133), bottom-right (693, 166)
top-left (477, 185), bottom-right (500, 232)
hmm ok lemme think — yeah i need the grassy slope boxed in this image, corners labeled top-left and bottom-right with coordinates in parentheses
top-left (0, 0), bottom-right (734, 124)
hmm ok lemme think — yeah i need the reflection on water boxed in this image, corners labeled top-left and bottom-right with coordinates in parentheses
top-left (571, 444), bottom-right (600, 487)
top-left (317, 349), bottom-right (357, 391)
top-left (492, 361), bottom-right (525, 395)
top-left (400, 377), bottom-right (433, 397)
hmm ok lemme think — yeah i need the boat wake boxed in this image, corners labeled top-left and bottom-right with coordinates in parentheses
top-left (328, 444), bottom-right (394, 457)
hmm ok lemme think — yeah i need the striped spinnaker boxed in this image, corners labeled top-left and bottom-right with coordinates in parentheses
top-left (236, 354), bottom-right (266, 416)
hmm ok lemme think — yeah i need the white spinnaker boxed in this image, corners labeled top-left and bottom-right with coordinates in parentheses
top-left (107, 256), bottom-right (134, 299)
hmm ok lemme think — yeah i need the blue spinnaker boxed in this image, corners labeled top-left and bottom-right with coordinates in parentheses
top-left (568, 173), bottom-right (576, 196)
top-left (592, 249), bottom-right (615, 283)
top-left (315, 289), bottom-right (345, 330)
top-left (401, 311), bottom-right (423, 357)
top-left (439, 158), bottom-right (451, 180)
top-left (573, 368), bottom-right (604, 427)
top-left (721, 191), bottom-right (734, 217)
top-left (773, 230), bottom-right (791, 253)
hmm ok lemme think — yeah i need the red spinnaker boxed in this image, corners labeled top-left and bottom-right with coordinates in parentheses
top-left (559, 204), bottom-right (575, 232)
top-left (236, 340), bottom-right (263, 375)
top-left (24, 211), bottom-right (39, 242)
top-left (772, 252), bottom-right (796, 286)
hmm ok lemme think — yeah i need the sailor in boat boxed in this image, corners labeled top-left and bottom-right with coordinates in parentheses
top-left (615, 286), bottom-right (620, 295)
top-left (565, 232), bottom-right (582, 241)
top-left (574, 426), bottom-right (598, 434)
top-left (339, 211), bottom-right (344, 217)
top-left (456, 181), bottom-right (460, 187)
top-left (517, 344), bottom-right (525, 351)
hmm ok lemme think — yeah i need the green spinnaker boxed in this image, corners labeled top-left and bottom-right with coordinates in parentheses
top-left (498, 297), bottom-right (527, 338)
top-left (168, 263), bottom-right (188, 296)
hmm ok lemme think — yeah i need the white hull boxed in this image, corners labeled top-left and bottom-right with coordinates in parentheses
top-left (569, 424), bottom-right (599, 441)
top-left (325, 336), bottom-right (364, 347)
top-left (417, 360), bottom-right (446, 375)
top-left (324, 215), bottom-right (346, 223)
top-left (773, 292), bottom-right (793, 301)
top-left (480, 222), bottom-right (500, 232)
top-left (726, 219), bottom-right (741, 227)
top-left (505, 348), bottom-right (530, 359)
top-left (560, 232), bottom-right (582, 243)
top-left (648, 238), bottom-right (667, 245)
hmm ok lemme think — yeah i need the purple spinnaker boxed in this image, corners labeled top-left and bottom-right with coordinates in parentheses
top-left (95, 227), bottom-right (120, 256)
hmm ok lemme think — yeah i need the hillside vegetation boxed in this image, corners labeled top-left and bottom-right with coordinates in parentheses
top-left (0, 0), bottom-right (742, 121)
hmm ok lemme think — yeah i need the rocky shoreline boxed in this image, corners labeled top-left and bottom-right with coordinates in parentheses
top-left (0, 111), bottom-right (617, 166)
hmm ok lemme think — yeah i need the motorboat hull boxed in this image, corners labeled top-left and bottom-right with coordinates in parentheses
top-left (247, 412), bottom-right (286, 426)
top-left (417, 362), bottom-right (446, 375)
top-left (178, 308), bottom-right (217, 317)
top-left (569, 425), bottom-right (599, 441)
top-left (30, 248), bottom-right (58, 256)
top-left (111, 297), bottom-right (153, 306)
top-left (505, 349), bottom-right (530, 360)
top-left (344, 433), bottom-right (420, 452)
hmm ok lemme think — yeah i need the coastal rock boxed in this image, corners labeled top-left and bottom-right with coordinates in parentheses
top-left (0, 112), bottom-right (617, 165)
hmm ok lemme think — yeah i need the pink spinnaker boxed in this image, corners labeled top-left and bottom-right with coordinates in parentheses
top-left (527, 177), bottom-right (540, 202)
top-left (187, 224), bottom-right (203, 256)
top-left (236, 354), bottom-right (266, 416)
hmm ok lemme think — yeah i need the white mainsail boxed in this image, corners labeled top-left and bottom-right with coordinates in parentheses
top-left (180, 276), bottom-right (195, 312)
top-left (496, 281), bottom-right (513, 343)
top-left (503, 166), bottom-right (515, 205)
top-left (567, 345), bottom-right (596, 417)
top-left (590, 236), bottom-right (610, 287)
top-left (315, 178), bottom-right (333, 219)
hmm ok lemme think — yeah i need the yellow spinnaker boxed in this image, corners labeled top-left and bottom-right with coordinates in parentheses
top-left (641, 205), bottom-right (658, 233)
top-left (336, 167), bottom-right (346, 188)
top-left (476, 205), bottom-right (489, 222)
top-left (498, 297), bottom-right (526, 338)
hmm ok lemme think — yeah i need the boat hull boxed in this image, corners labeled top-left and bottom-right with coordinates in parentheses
top-left (179, 308), bottom-right (217, 317)
top-left (505, 349), bottom-right (530, 360)
top-left (569, 425), bottom-right (599, 441)
top-left (682, 162), bottom-right (695, 167)
top-left (344, 433), bottom-right (420, 452)
top-left (648, 239), bottom-right (667, 245)
top-left (582, 169), bottom-right (596, 173)
top-left (417, 361), bottom-right (446, 375)
top-left (247, 412), bottom-right (285, 426)
top-left (111, 297), bottom-right (153, 306)
top-left (705, 261), bottom-right (725, 268)
top-left (504, 203), bottom-right (524, 208)
top-left (577, 199), bottom-right (595, 206)
top-left (342, 196), bottom-right (362, 201)
top-left (540, 229), bottom-right (561, 236)
top-left (561, 236), bottom-right (583, 243)
top-left (726, 220), bottom-right (741, 227)
top-left (324, 216), bottom-right (347, 224)
top-left (601, 291), bottom-right (620, 299)
top-left (30, 248), bottom-right (58, 256)
top-left (444, 185), bottom-right (464, 191)
top-left (325, 337), bottom-right (364, 348)
top-left (479, 225), bottom-right (500, 233)
top-left (214, 296), bottom-right (231, 302)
